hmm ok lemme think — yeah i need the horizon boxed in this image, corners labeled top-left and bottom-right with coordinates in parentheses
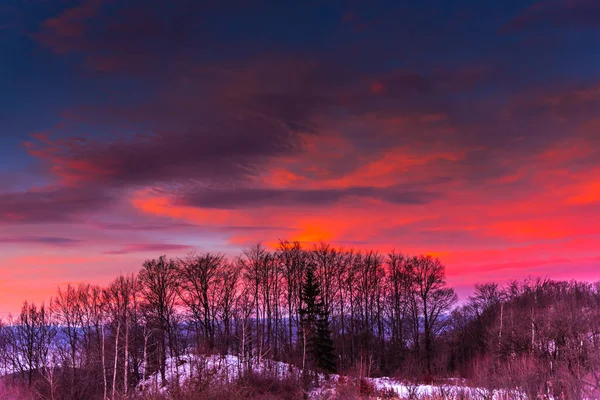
top-left (2, 0), bottom-right (600, 315)
top-left (0, 242), bottom-right (590, 319)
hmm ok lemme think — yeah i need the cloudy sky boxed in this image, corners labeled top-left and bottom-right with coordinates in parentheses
top-left (1, 0), bottom-right (599, 314)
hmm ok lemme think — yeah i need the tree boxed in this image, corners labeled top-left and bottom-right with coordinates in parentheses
top-left (241, 244), bottom-right (277, 363)
top-left (177, 252), bottom-right (224, 350)
top-left (216, 261), bottom-right (241, 354)
top-left (315, 304), bottom-right (336, 374)
top-left (138, 255), bottom-right (179, 385)
top-left (54, 284), bottom-right (83, 395)
top-left (299, 264), bottom-right (336, 377)
top-left (104, 274), bottom-right (136, 396)
top-left (5, 240), bottom-right (600, 399)
top-left (385, 251), bottom-right (411, 369)
top-left (409, 255), bottom-right (457, 374)
top-left (277, 240), bottom-right (307, 361)
top-left (6, 302), bottom-right (56, 387)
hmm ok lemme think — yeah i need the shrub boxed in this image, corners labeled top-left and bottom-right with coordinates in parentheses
top-left (237, 371), bottom-right (304, 400)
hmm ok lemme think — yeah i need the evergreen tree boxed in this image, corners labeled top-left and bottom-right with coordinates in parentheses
top-left (316, 306), bottom-right (336, 373)
top-left (299, 265), bottom-right (336, 375)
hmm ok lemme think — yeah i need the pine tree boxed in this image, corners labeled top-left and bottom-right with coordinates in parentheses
top-left (299, 265), bottom-right (336, 376)
top-left (316, 306), bottom-right (336, 374)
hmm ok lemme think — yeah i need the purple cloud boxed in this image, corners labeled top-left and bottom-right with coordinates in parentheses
top-left (175, 185), bottom-right (444, 209)
top-left (0, 236), bottom-right (83, 246)
top-left (0, 186), bottom-right (113, 223)
top-left (505, 0), bottom-right (600, 32)
top-left (103, 243), bottom-right (194, 255)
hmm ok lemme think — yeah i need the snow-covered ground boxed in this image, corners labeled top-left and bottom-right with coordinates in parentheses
top-left (136, 353), bottom-right (525, 399)
top-left (137, 353), bottom-right (299, 392)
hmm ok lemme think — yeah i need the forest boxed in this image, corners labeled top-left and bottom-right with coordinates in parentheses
top-left (0, 241), bottom-right (599, 399)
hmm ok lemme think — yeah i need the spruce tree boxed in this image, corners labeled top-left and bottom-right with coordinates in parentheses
top-left (316, 306), bottom-right (336, 373)
top-left (299, 265), bottom-right (336, 375)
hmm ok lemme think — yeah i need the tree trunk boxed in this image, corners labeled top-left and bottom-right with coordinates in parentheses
top-left (124, 318), bottom-right (129, 394)
top-left (112, 320), bottom-right (120, 399)
top-left (142, 326), bottom-right (150, 382)
top-left (102, 324), bottom-right (108, 400)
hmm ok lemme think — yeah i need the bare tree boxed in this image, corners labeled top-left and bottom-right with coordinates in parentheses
top-left (408, 255), bottom-right (457, 374)
top-left (3, 240), bottom-right (599, 400)
top-left (277, 240), bottom-right (307, 362)
top-left (177, 252), bottom-right (224, 350)
top-left (5, 302), bottom-right (56, 387)
top-left (138, 255), bottom-right (179, 385)
top-left (216, 261), bottom-right (241, 354)
top-left (54, 284), bottom-right (85, 397)
top-left (385, 251), bottom-right (411, 365)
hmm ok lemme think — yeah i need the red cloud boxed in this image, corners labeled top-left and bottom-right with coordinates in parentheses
top-left (3, 0), bottom-right (597, 316)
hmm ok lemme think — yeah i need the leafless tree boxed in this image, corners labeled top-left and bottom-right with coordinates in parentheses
top-left (5, 302), bottom-right (56, 387)
top-left (408, 255), bottom-right (457, 374)
top-left (54, 284), bottom-right (84, 396)
top-left (138, 255), bottom-right (179, 385)
top-left (2, 241), bottom-right (598, 400)
top-left (277, 240), bottom-right (307, 363)
top-left (177, 251), bottom-right (225, 350)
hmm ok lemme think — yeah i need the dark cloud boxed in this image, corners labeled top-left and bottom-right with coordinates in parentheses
top-left (30, 0), bottom-right (350, 188)
top-left (28, 109), bottom-right (312, 186)
top-left (25, 58), bottom-right (501, 190)
top-left (0, 186), bottom-right (113, 223)
top-left (505, 0), bottom-right (600, 32)
top-left (0, 0), bottom-right (598, 307)
top-left (103, 243), bottom-right (193, 255)
top-left (0, 236), bottom-right (83, 245)
top-left (513, 82), bottom-right (600, 120)
top-left (24, 0), bottom-right (600, 211)
top-left (94, 221), bottom-right (292, 232)
top-left (36, 0), bottom-right (206, 65)
top-left (92, 222), bottom-right (197, 231)
top-left (176, 185), bottom-right (443, 209)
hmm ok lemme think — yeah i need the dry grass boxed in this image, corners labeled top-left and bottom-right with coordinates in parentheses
top-left (0, 380), bottom-right (37, 400)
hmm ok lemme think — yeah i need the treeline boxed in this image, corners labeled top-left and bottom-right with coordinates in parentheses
top-left (0, 241), bottom-right (598, 399)
top-left (450, 278), bottom-right (600, 399)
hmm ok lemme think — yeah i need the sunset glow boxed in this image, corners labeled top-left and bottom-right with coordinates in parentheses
top-left (1, 0), bottom-right (599, 315)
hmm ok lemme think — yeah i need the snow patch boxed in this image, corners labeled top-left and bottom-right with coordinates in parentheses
top-left (136, 353), bottom-right (528, 399)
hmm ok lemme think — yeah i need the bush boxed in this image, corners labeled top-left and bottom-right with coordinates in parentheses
top-left (0, 380), bottom-right (37, 400)
top-left (237, 371), bottom-right (304, 400)
top-left (322, 376), bottom-right (398, 400)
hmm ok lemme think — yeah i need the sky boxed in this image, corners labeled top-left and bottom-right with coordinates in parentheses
top-left (1, 0), bottom-right (599, 314)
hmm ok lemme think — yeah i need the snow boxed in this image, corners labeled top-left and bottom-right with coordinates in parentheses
top-left (0, 349), bottom-right (530, 399)
top-left (135, 353), bottom-right (526, 399)
top-left (137, 353), bottom-right (301, 394)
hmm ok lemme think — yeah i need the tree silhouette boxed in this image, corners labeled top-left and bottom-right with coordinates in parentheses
top-left (315, 304), bottom-right (336, 374)
top-left (299, 264), bottom-right (336, 376)
top-left (0, 241), bottom-right (598, 399)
